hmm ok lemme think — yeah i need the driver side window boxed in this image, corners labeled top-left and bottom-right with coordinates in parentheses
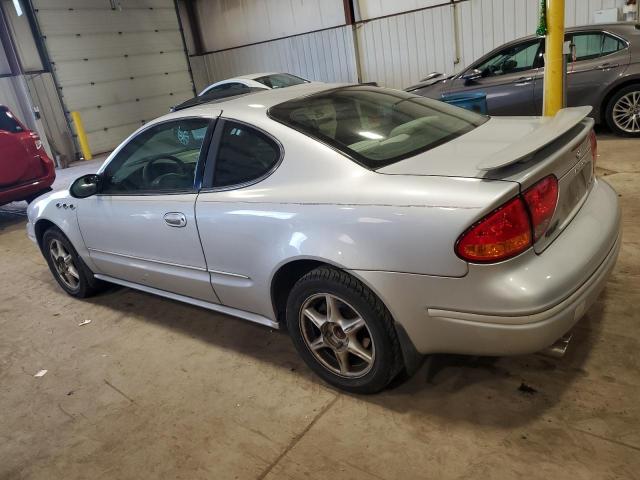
top-left (475, 40), bottom-right (541, 78)
top-left (102, 118), bottom-right (210, 195)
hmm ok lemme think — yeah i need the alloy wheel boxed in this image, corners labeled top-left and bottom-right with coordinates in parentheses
top-left (612, 91), bottom-right (640, 134)
top-left (49, 239), bottom-right (80, 290)
top-left (299, 293), bottom-right (375, 378)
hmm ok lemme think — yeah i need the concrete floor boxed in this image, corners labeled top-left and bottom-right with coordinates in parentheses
top-left (0, 134), bottom-right (638, 479)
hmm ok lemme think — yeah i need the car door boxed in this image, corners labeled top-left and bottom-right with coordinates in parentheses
top-left (446, 39), bottom-right (542, 115)
top-left (76, 115), bottom-right (221, 302)
top-left (532, 31), bottom-right (630, 114)
top-left (195, 119), bottom-right (283, 318)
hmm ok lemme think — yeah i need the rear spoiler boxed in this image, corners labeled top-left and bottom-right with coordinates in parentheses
top-left (477, 106), bottom-right (592, 171)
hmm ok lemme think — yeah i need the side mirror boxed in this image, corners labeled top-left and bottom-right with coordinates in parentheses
top-left (70, 174), bottom-right (101, 199)
top-left (462, 69), bottom-right (482, 85)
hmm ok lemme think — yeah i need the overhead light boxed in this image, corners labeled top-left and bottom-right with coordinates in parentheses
top-left (12, 0), bottom-right (23, 16)
top-left (247, 104), bottom-right (266, 108)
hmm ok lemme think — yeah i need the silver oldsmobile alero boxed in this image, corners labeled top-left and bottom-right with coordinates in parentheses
top-left (27, 83), bottom-right (621, 393)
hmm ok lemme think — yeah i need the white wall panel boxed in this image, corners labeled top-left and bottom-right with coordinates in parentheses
top-left (357, 0), bottom-right (448, 21)
top-left (25, 72), bottom-right (76, 163)
top-left (36, 0), bottom-right (172, 8)
top-left (2, 0), bottom-right (43, 71)
top-left (203, 25), bottom-right (358, 84)
top-left (36, 8), bottom-right (181, 35)
top-left (0, 77), bottom-right (28, 121)
top-left (356, 5), bottom-right (455, 89)
top-left (44, 30), bottom-right (185, 62)
top-left (34, 0), bottom-right (193, 154)
top-left (196, 0), bottom-right (346, 51)
top-left (54, 51), bottom-right (188, 86)
top-left (0, 45), bottom-right (10, 75)
top-left (62, 71), bottom-right (192, 110)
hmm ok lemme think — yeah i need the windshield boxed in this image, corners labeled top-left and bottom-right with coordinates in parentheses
top-left (269, 86), bottom-right (487, 169)
top-left (255, 73), bottom-right (308, 89)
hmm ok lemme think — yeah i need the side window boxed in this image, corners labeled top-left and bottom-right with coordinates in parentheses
top-left (0, 107), bottom-right (24, 133)
top-left (569, 33), bottom-right (625, 62)
top-left (102, 118), bottom-right (210, 194)
top-left (211, 121), bottom-right (280, 188)
top-left (475, 40), bottom-right (541, 77)
top-left (602, 33), bottom-right (625, 56)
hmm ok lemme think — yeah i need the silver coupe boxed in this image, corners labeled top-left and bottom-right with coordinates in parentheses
top-left (27, 83), bottom-right (621, 393)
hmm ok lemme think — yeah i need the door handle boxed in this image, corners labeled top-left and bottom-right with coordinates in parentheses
top-left (597, 62), bottom-right (618, 70)
top-left (514, 77), bottom-right (533, 86)
top-left (163, 212), bottom-right (187, 228)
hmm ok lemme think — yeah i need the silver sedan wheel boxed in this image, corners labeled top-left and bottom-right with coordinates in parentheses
top-left (49, 239), bottom-right (80, 290)
top-left (299, 293), bottom-right (375, 378)
top-left (612, 91), bottom-right (640, 133)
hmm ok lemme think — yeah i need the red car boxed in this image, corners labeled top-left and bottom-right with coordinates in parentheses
top-left (0, 105), bottom-right (55, 206)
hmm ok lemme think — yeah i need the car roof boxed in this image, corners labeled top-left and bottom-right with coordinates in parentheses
top-left (500, 22), bottom-right (638, 45)
top-left (232, 72), bottom-right (280, 80)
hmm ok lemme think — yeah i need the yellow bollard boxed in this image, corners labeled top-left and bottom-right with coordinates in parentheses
top-left (70, 111), bottom-right (92, 160)
top-left (543, 0), bottom-right (565, 116)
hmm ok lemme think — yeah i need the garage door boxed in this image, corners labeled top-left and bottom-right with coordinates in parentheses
top-left (34, 0), bottom-right (194, 154)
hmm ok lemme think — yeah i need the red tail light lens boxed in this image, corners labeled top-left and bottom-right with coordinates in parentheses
top-left (456, 175), bottom-right (559, 263)
top-left (522, 175), bottom-right (558, 241)
top-left (455, 197), bottom-right (532, 262)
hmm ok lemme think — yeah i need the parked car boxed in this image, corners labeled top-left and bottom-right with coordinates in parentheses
top-left (27, 83), bottom-right (620, 393)
top-left (0, 105), bottom-right (55, 206)
top-left (407, 23), bottom-right (640, 136)
top-left (199, 72), bottom-right (310, 96)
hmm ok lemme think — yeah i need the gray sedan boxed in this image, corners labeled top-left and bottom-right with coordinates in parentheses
top-left (27, 83), bottom-right (620, 393)
top-left (408, 23), bottom-right (640, 136)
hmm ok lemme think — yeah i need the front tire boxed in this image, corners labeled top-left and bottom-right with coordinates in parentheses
top-left (42, 227), bottom-right (103, 298)
top-left (605, 84), bottom-right (640, 137)
top-left (286, 266), bottom-right (403, 394)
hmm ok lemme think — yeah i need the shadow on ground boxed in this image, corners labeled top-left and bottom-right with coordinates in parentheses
top-left (80, 278), bottom-right (601, 429)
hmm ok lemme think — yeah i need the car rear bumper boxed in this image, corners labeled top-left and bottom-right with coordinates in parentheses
top-left (353, 178), bottom-right (621, 356)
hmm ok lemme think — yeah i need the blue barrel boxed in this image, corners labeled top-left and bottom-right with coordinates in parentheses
top-left (441, 92), bottom-right (488, 115)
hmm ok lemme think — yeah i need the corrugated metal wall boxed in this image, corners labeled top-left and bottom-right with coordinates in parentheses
top-left (356, 5), bottom-right (454, 89)
top-left (34, 0), bottom-right (194, 154)
top-left (202, 26), bottom-right (358, 85)
top-left (193, 0), bottom-right (629, 92)
top-left (196, 0), bottom-right (345, 52)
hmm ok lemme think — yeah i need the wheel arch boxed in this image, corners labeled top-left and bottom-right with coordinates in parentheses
top-left (34, 218), bottom-right (57, 252)
top-left (600, 77), bottom-right (640, 123)
top-left (270, 258), bottom-right (422, 375)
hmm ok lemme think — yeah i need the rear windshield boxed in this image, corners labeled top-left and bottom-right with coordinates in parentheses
top-left (255, 73), bottom-right (308, 89)
top-left (269, 86), bottom-right (487, 169)
top-left (0, 107), bottom-right (24, 133)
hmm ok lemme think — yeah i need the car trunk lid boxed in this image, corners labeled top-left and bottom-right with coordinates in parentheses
top-left (378, 107), bottom-right (595, 253)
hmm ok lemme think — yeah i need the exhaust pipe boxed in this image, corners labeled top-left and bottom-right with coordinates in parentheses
top-left (540, 331), bottom-right (573, 358)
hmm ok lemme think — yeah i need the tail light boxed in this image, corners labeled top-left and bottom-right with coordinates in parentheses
top-left (522, 175), bottom-right (558, 241)
top-left (455, 175), bottom-right (558, 263)
top-left (30, 131), bottom-right (42, 150)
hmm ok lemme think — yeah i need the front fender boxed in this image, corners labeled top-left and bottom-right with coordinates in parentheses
top-left (27, 190), bottom-right (98, 272)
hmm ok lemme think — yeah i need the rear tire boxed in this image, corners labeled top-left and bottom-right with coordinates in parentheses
top-left (42, 227), bottom-right (104, 298)
top-left (605, 84), bottom-right (640, 137)
top-left (286, 266), bottom-right (403, 394)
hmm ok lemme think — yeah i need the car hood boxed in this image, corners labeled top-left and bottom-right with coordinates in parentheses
top-left (377, 108), bottom-right (592, 179)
